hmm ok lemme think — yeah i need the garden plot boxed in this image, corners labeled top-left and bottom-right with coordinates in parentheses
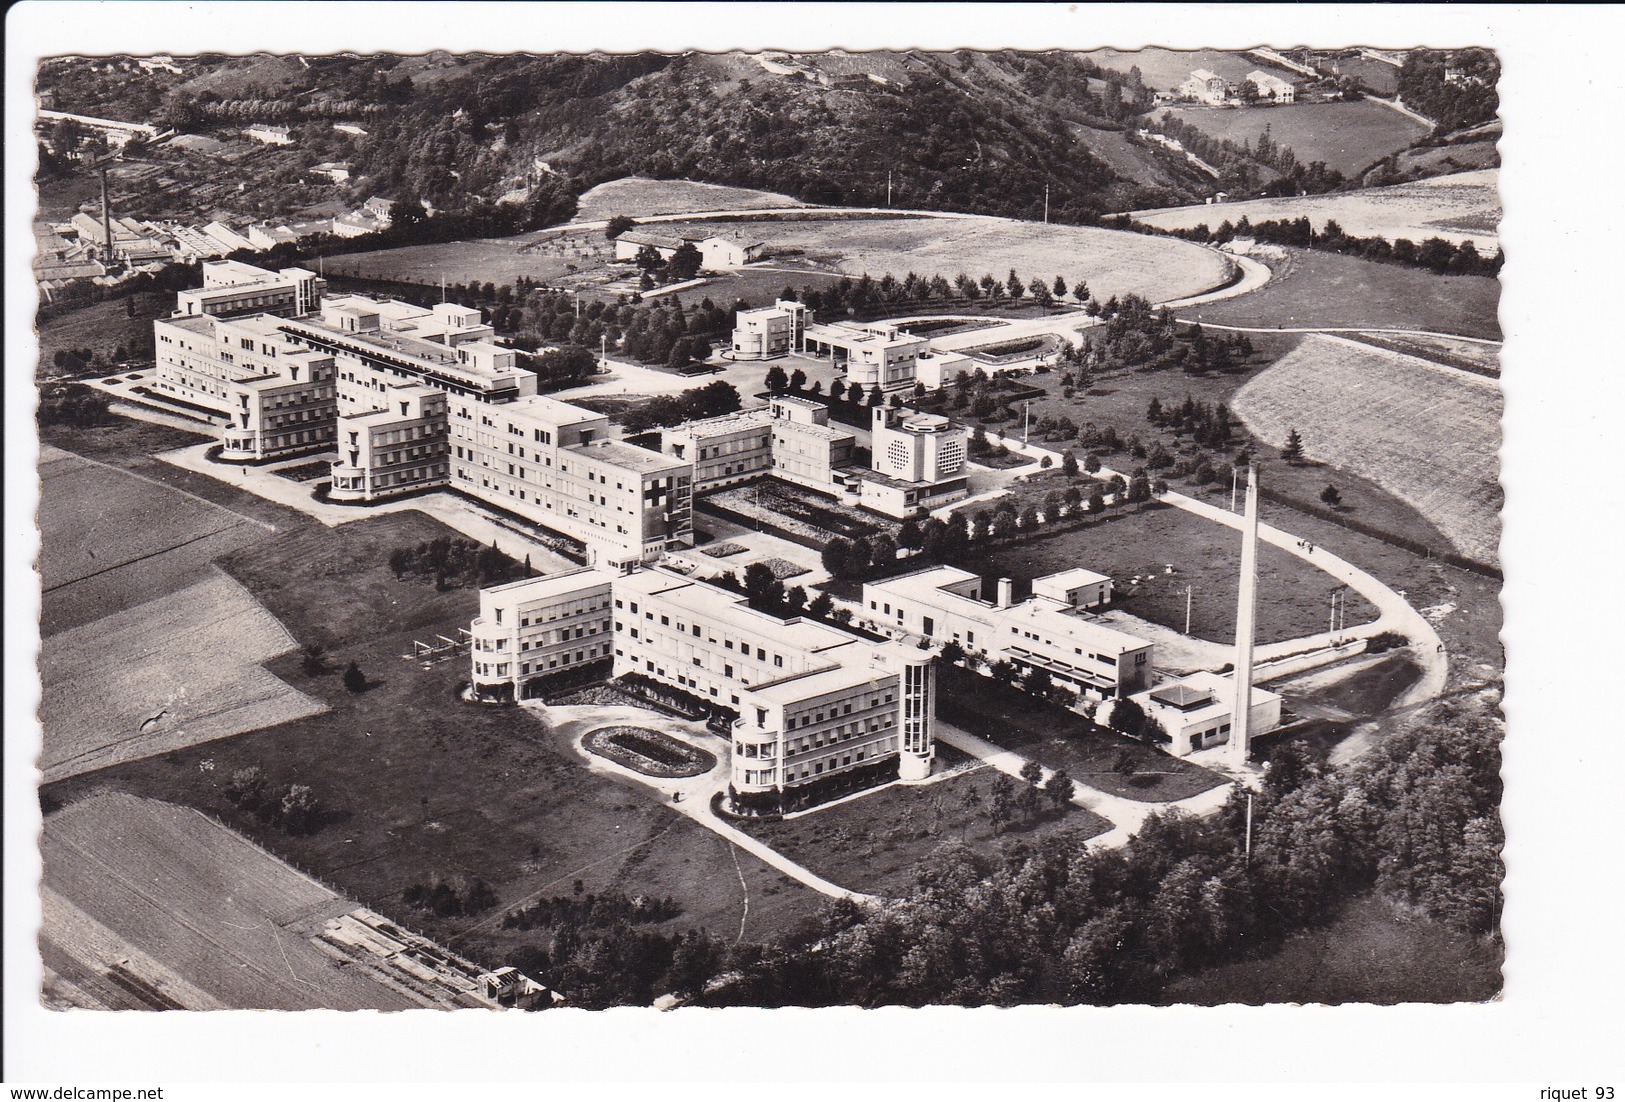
top-left (1232, 333), bottom-right (1502, 564)
top-left (1133, 168), bottom-right (1500, 252)
top-left (1156, 100), bottom-right (1432, 179)
top-left (38, 567), bottom-right (326, 783)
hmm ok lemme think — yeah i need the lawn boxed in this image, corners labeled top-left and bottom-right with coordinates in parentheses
top-left (976, 500), bottom-right (1377, 645)
top-left (1155, 893), bottom-right (1502, 1005)
top-left (937, 668), bottom-right (1226, 802)
top-left (653, 214), bottom-right (1236, 305)
top-left (1158, 100), bottom-right (1432, 178)
top-left (738, 768), bottom-right (1112, 899)
top-left (37, 442), bottom-right (828, 945)
top-left (575, 176), bottom-right (809, 221)
top-left (1132, 168), bottom-right (1501, 252)
top-left (35, 293), bottom-right (169, 377)
top-left (1232, 334), bottom-right (1503, 564)
top-left (217, 510), bottom-right (504, 652)
top-left (1186, 245), bottom-right (1503, 340)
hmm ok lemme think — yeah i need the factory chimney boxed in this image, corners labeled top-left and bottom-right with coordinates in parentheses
top-left (1230, 463), bottom-right (1260, 766)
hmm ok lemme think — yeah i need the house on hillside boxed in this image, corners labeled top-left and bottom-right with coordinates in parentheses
top-left (245, 123), bottom-right (294, 146)
top-left (1245, 70), bottom-right (1296, 103)
top-left (1181, 69), bottom-right (1230, 105)
top-left (332, 211), bottom-right (384, 238)
top-left (309, 161), bottom-right (352, 184)
top-left (363, 196), bottom-right (399, 225)
top-left (615, 230), bottom-right (763, 271)
top-left (698, 235), bottom-right (764, 269)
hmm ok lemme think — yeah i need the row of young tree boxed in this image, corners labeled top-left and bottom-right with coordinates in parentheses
top-left (619, 380), bottom-right (742, 434)
top-left (387, 536), bottom-right (532, 590)
top-left (701, 705), bottom-right (1502, 1007)
top-left (791, 269), bottom-right (1090, 320)
top-left (1159, 215), bottom-right (1503, 277)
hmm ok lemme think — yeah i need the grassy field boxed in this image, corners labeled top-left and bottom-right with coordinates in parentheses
top-left (43, 792), bottom-right (417, 1011)
top-left (740, 768), bottom-right (1112, 899)
top-left (988, 335), bottom-right (1468, 558)
top-left (1232, 334), bottom-right (1503, 564)
top-left (41, 493), bottom-right (828, 948)
top-left (576, 176), bottom-right (809, 221)
top-left (1156, 894), bottom-right (1502, 1005)
top-left (39, 444), bottom-right (269, 636)
top-left (40, 569), bottom-right (326, 784)
top-left (325, 227), bottom-right (616, 289)
top-left (1188, 245), bottom-right (1502, 340)
top-left (1085, 48), bottom-right (1298, 91)
top-left (978, 501), bottom-right (1377, 645)
top-left (1133, 168), bottom-right (1501, 252)
top-left (1325, 56), bottom-right (1401, 96)
top-left (35, 293), bottom-right (171, 377)
top-left (217, 510), bottom-right (498, 652)
top-left (938, 668), bottom-right (1227, 802)
top-left (655, 215), bottom-right (1236, 304)
top-left (1158, 100), bottom-right (1432, 178)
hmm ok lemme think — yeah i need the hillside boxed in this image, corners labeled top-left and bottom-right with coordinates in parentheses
top-left (35, 50), bottom-right (1219, 225)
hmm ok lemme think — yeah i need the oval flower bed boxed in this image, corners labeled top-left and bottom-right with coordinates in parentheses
top-left (583, 726), bottom-right (716, 779)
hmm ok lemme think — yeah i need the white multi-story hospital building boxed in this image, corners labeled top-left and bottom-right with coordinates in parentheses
top-left (471, 566), bottom-right (936, 801)
top-left (153, 262), bottom-right (693, 568)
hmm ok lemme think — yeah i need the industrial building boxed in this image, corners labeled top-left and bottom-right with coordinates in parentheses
top-left (1125, 671), bottom-right (1282, 757)
top-left (862, 565), bottom-right (1153, 699)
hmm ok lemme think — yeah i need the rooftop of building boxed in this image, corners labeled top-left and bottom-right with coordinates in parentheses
top-left (1141, 670), bottom-right (1278, 715)
top-left (774, 418), bottom-right (853, 444)
top-left (616, 567), bottom-right (862, 656)
top-left (158, 313), bottom-right (218, 335)
top-left (483, 567), bottom-right (615, 602)
top-left (1036, 567), bottom-right (1112, 589)
top-left (570, 438), bottom-right (689, 476)
top-left (745, 645), bottom-right (901, 705)
top-left (668, 407), bottom-right (773, 438)
top-left (504, 392), bottom-right (608, 428)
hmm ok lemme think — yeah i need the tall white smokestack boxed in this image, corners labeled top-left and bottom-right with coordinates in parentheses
top-left (1230, 463), bottom-right (1260, 766)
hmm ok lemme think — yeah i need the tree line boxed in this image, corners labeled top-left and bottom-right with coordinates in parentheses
top-left (387, 536), bottom-right (532, 590)
top-left (698, 705), bottom-right (1501, 1007)
top-left (1152, 214), bottom-right (1502, 277)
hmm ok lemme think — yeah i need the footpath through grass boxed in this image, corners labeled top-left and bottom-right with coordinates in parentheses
top-left (937, 667), bottom-right (1226, 802)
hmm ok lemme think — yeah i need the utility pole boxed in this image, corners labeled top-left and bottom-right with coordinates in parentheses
top-left (886, 170), bottom-right (893, 209)
top-left (1231, 464), bottom-right (1239, 512)
top-left (1023, 400), bottom-right (1031, 444)
top-left (1185, 585), bottom-right (1193, 635)
top-left (1043, 183), bottom-right (1050, 225)
top-left (1229, 463), bottom-right (1260, 768)
top-left (1244, 791), bottom-right (1254, 866)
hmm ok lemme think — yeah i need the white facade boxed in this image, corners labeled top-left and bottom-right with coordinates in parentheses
top-left (1182, 69), bottom-right (1229, 105)
top-left (730, 299), bottom-right (807, 360)
top-left (1128, 671), bottom-right (1282, 757)
top-left (863, 565), bottom-right (1153, 699)
top-left (1245, 70), bottom-right (1296, 103)
top-left (805, 321), bottom-right (929, 392)
top-left (663, 396), bottom-right (855, 495)
top-left (470, 567), bottom-right (937, 794)
top-left (156, 265), bottom-right (696, 567)
top-left (245, 124), bottom-right (293, 145)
